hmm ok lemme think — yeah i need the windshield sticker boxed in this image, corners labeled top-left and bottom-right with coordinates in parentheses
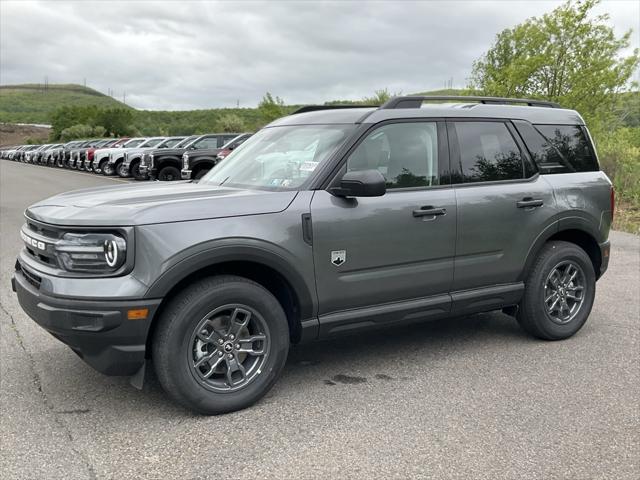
top-left (300, 161), bottom-right (320, 172)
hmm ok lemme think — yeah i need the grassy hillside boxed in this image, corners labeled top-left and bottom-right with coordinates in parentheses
top-left (0, 84), bottom-right (130, 124)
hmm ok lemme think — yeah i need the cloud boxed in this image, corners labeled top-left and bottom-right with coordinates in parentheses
top-left (1, 0), bottom-right (637, 110)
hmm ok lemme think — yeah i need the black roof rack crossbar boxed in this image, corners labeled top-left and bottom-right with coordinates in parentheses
top-left (291, 104), bottom-right (379, 115)
top-left (380, 95), bottom-right (561, 109)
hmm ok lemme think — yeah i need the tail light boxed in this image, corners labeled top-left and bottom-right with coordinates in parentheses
top-left (610, 186), bottom-right (615, 220)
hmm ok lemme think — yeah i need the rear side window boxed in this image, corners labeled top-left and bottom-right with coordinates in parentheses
top-left (453, 122), bottom-right (526, 183)
top-left (514, 122), bottom-right (598, 173)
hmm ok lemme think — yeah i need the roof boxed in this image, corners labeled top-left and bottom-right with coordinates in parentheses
top-left (268, 97), bottom-right (585, 127)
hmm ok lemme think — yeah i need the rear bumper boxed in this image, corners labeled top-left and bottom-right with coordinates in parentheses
top-left (12, 266), bottom-right (161, 376)
top-left (598, 239), bottom-right (610, 278)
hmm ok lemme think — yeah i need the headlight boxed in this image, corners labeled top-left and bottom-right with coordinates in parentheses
top-left (54, 232), bottom-right (127, 273)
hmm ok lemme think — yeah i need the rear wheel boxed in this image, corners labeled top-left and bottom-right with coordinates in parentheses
top-left (158, 165), bottom-right (180, 181)
top-left (518, 241), bottom-right (596, 340)
top-left (152, 275), bottom-right (289, 414)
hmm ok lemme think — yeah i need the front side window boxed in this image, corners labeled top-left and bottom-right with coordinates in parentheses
top-left (454, 122), bottom-right (525, 183)
top-left (347, 122), bottom-right (439, 189)
top-left (200, 125), bottom-right (354, 190)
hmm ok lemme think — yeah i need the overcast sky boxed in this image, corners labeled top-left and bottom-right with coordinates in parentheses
top-left (1, 0), bottom-right (638, 110)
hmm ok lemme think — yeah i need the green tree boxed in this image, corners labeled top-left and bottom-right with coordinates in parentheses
top-left (92, 125), bottom-right (107, 137)
top-left (60, 124), bottom-right (94, 141)
top-left (214, 113), bottom-right (247, 132)
top-left (258, 92), bottom-right (286, 123)
top-left (96, 108), bottom-right (134, 136)
top-left (362, 88), bottom-right (401, 105)
top-left (469, 0), bottom-right (639, 131)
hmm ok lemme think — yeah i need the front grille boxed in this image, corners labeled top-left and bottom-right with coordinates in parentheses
top-left (16, 261), bottom-right (42, 289)
top-left (22, 219), bottom-right (63, 268)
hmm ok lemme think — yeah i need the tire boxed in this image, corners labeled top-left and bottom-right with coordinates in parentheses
top-left (194, 168), bottom-right (210, 180)
top-left (130, 161), bottom-right (147, 181)
top-left (518, 241), bottom-right (596, 340)
top-left (158, 165), bottom-right (180, 181)
top-left (103, 162), bottom-right (115, 176)
top-left (152, 275), bottom-right (290, 415)
top-left (97, 160), bottom-right (108, 174)
top-left (117, 162), bottom-right (130, 178)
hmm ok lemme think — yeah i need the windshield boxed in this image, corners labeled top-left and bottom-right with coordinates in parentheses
top-left (200, 125), bottom-right (354, 190)
top-left (138, 138), bottom-right (164, 148)
top-left (157, 137), bottom-right (185, 148)
top-left (175, 136), bottom-right (198, 148)
top-left (124, 139), bottom-right (145, 148)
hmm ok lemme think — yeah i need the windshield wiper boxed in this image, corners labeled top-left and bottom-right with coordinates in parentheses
top-left (219, 176), bottom-right (231, 186)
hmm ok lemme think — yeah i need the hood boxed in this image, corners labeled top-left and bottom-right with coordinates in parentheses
top-left (151, 147), bottom-right (187, 157)
top-left (94, 147), bottom-right (121, 156)
top-left (26, 181), bottom-right (298, 227)
top-left (125, 146), bottom-right (155, 156)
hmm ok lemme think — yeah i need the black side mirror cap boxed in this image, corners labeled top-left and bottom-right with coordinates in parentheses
top-left (330, 169), bottom-right (386, 197)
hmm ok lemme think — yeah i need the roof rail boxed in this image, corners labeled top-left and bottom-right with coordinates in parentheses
top-left (291, 104), bottom-right (379, 115)
top-left (380, 95), bottom-right (561, 109)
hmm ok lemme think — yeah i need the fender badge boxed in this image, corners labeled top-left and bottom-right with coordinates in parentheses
top-left (331, 250), bottom-right (346, 267)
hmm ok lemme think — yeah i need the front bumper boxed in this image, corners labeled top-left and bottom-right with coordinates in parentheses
top-left (12, 263), bottom-right (161, 376)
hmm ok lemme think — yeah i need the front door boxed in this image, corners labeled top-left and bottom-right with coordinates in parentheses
top-left (310, 121), bottom-right (457, 335)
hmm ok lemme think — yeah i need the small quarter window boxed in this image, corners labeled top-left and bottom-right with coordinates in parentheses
top-left (453, 122), bottom-right (525, 183)
top-left (535, 125), bottom-right (598, 173)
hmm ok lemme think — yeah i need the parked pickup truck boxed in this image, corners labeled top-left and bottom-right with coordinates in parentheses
top-left (103, 137), bottom-right (165, 176)
top-left (92, 138), bottom-right (146, 174)
top-left (120, 136), bottom-right (187, 179)
top-left (181, 133), bottom-right (252, 180)
top-left (140, 134), bottom-right (238, 181)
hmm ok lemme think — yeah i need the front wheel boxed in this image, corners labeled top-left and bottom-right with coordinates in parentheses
top-left (518, 241), bottom-right (596, 340)
top-left (130, 161), bottom-right (148, 181)
top-left (103, 162), bottom-right (115, 176)
top-left (158, 165), bottom-right (180, 181)
top-left (117, 162), bottom-right (130, 177)
top-left (152, 275), bottom-right (290, 414)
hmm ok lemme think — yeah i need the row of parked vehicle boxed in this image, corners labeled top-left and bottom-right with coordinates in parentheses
top-left (0, 132), bottom-right (252, 180)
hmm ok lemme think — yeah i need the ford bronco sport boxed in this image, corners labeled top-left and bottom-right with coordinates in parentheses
top-left (12, 96), bottom-right (613, 415)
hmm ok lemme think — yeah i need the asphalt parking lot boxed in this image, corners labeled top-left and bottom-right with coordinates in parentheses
top-left (1, 161), bottom-right (638, 480)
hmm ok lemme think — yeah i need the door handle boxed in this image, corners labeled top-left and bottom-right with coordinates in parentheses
top-left (516, 198), bottom-right (544, 209)
top-left (413, 206), bottom-right (446, 217)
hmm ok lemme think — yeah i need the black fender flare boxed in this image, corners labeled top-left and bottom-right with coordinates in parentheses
top-left (145, 240), bottom-right (316, 321)
top-left (518, 214), bottom-right (603, 282)
top-left (154, 155), bottom-right (181, 171)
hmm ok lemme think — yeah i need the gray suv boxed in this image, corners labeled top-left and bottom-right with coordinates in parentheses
top-left (11, 96), bottom-right (613, 415)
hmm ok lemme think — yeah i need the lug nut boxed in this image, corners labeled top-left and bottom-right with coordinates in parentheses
top-left (229, 334), bottom-right (235, 340)
top-left (236, 344), bottom-right (241, 349)
top-left (218, 351), bottom-right (223, 357)
top-left (227, 353), bottom-right (233, 359)
top-left (218, 339), bottom-right (223, 344)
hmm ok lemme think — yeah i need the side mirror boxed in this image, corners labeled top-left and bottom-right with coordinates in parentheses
top-left (330, 169), bottom-right (386, 197)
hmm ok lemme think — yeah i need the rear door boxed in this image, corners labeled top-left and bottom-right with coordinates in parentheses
top-left (447, 120), bottom-right (556, 305)
top-left (310, 121), bottom-right (457, 334)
